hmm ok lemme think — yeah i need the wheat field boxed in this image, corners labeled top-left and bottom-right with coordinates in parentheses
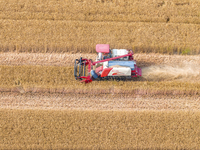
top-left (0, 53), bottom-right (200, 149)
top-left (0, 65), bottom-right (199, 96)
top-left (0, 0), bottom-right (200, 53)
top-left (1, 109), bottom-right (200, 149)
top-left (1, 0), bottom-right (200, 149)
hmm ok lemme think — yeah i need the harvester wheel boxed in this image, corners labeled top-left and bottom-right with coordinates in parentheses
top-left (116, 77), bottom-right (120, 81)
top-left (121, 77), bottom-right (126, 81)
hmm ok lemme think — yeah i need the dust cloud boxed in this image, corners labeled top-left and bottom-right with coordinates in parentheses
top-left (142, 62), bottom-right (200, 81)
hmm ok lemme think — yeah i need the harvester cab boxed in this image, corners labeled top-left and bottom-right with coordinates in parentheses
top-left (96, 44), bottom-right (111, 61)
top-left (74, 44), bottom-right (142, 83)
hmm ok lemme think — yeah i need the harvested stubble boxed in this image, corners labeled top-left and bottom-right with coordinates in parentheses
top-left (1, 92), bottom-right (200, 110)
top-left (0, 52), bottom-right (97, 66)
top-left (0, 65), bottom-right (199, 96)
top-left (0, 52), bottom-right (200, 67)
top-left (1, 0), bottom-right (200, 54)
top-left (1, 109), bottom-right (200, 149)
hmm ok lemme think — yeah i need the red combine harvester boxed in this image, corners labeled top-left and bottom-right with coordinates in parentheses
top-left (74, 44), bottom-right (142, 83)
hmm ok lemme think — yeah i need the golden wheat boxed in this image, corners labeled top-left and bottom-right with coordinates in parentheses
top-left (0, 0), bottom-right (200, 54)
top-left (0, 65), bottom-right (199, 97)
top-left (1, 1), bottom-right (200, 148)
top-left (1, 20), bottom-right (200, 54)
top-left (1, 0), bottom-right (200, 24)
top-left (1, 109), bottom-right (200, 149)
